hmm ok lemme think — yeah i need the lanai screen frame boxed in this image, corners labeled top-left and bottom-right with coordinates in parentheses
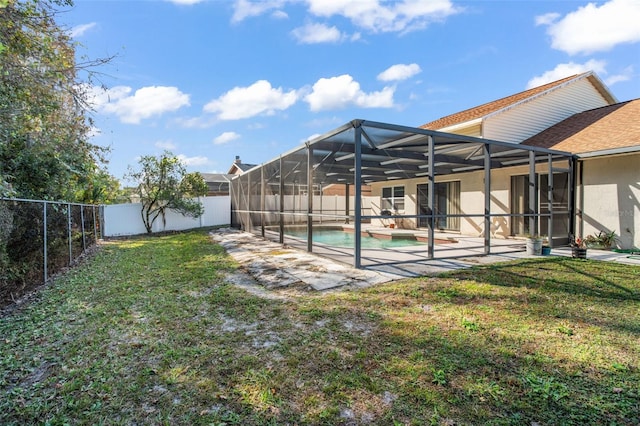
top-left (230, 119), bottom-right (576, 268)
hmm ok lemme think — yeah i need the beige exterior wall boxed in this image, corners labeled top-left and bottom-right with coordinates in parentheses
top-left (369, 161), bottom-right (569, 239)
top-left (578, 153), bottom-right (640, 249)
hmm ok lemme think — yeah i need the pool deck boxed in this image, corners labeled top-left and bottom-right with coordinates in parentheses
top-left (212, 227), bottom-right (640, 293)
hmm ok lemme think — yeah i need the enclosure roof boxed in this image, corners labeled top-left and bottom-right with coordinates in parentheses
top-left (200, 173), bottom-right (232, 183)
top-left (236, 119), bottom-right (575, 186)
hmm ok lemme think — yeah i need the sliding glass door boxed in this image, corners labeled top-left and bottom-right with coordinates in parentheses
top-left (510, 173), bottom-right (569, 243)
top-left (417, 182), bottom-right (460, 231)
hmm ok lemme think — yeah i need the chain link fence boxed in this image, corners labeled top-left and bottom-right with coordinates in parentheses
top-left (0, 198), bottom-right (102, 307)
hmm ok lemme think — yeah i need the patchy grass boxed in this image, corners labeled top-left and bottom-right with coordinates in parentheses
top-left (1, 230), bottom-right (638, 425)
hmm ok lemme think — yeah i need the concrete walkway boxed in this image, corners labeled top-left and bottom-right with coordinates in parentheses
top-left (211, 228), bottom-right (640, 293)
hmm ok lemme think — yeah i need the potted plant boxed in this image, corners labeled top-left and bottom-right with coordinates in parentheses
top-left (380, 209), bottom-right (393, 228)
top-left (525, 235), bottom-right (543, 255)
top-left (571, 236), bottom-right (587, 259)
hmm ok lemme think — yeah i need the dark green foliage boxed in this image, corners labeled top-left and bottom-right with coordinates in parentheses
top-left (0, 0), bottom-right (116, 202)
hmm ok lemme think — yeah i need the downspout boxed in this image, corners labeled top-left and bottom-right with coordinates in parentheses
top-left (577, 159), bottom-right (584, 239)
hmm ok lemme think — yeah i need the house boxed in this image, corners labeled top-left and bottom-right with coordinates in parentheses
top-left (227, 156), bottom-right (257, 175)
top-left (230, 71), bottom-right (636, 269)
top-left (523, 99), bottom-right (640, 249)
top-left (367, 71), bottom-right (619, 243)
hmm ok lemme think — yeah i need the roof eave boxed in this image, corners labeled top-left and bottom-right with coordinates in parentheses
top-left (484, 71), bottom-right (618, 122)
top-left (577, 145), bottom-right (640, 159)
top-left (436, 118), bottom-right (483, 134)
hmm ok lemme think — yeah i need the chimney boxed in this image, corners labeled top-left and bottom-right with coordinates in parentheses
top-left (235, 155), bottom-right (241, 164)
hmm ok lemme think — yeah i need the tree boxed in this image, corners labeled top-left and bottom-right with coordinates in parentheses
top-left (0, 0), bottom-right (112, 201)
top-left (126, 152), bottom-right (208, 233)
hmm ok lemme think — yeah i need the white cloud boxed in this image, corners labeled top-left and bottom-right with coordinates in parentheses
top-left (302, 133), bottom-right (322, 143)
top-left (292, 22), bottom-right (344, 44)
top-left (70, 22), bottom-right (97, 38)
top-left (232, 0), bottom-right (288, 23)
top-left (214, 131), bottom-right (241, 145)
top-left (203, 80), bottom-right (299, 120)
top-left (526, 60), bottom-right (607, 88)
top-left (534, 12), bottom-right (560, 26)
top-left (232, 0), bottom-right (460, 33)
top-left (304, 74), bottom-right (395, 111)
top-left (377, 63), bottom-right (422, 82)
top-left (89, 85), bottom-right (190, 124)
top-left (168, 0), bottom-right (204, 4)
top-left (605, 66), bottom-right (634, 85)
top-left (87, 125), bottom-right (101, 139)
top-left (272, 10), bottom-right (289, 19)
top-left (537, 0), bottom-right (640, 55)
top-left (306, 0), bottom-right (461, 33)
top-left (177, 154), bottom-right (210, 166)
top-left (155, 140), bottom-right (177, 150)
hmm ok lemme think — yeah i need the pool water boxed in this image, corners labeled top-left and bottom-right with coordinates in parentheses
top-left (284, 228), bottom-right (426, 249)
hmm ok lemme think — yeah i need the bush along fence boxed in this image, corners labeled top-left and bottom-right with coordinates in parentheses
top-left (0, 198), bottom-right (102, 307)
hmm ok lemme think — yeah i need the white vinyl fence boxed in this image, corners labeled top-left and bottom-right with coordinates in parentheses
top-left (103, 196), bottom-right (230, 237)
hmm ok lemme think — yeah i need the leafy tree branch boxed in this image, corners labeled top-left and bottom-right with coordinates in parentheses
top-left (125, 152), bottom-right (208, 233)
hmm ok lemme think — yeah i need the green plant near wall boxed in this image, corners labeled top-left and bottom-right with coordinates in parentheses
top-left (584, 230), bottom-right (617, 249)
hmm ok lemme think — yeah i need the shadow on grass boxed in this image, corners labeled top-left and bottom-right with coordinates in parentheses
top-left (445, 257), bottom-right (640, 302)
top-left (268, 291), bottom-right (638, 425)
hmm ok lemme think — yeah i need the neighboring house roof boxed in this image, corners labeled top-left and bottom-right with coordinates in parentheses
top-left (200, 173), bottom-right (232, 183)
top-left (420, 72), bottom-right (616, 131)
top-left (235, 163), bottom-right (257, 172)
top-left (227, 156), bottom-right (257, 175)
top-left (523, 99), bottom-right (640, 156)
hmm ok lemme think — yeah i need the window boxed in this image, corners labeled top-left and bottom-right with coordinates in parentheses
top-left (381, 186), bottom-right (405, 212)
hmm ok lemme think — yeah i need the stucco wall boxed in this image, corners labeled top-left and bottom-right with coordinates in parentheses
top-left (369, 161), bottom-right (567, 239)
top-left (578, 153), bottom-right (640, 249)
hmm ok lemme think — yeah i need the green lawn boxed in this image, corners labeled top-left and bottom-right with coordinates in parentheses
top-left (1, 230), bottom-right (638, 425)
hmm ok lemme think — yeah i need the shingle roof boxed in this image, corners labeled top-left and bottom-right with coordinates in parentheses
top-left (236, 163), bottom-right (257, 172)
top-left (419, 72), bottom-right (612, 130)
top-left (522, 99), bottom-right (640, 154)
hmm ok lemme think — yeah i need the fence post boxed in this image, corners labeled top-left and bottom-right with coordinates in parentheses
top-left (93, 205), bottom-right (98, 243)
top-left (43, 201), bottom-right (48, 283)
top-left (68, 203), bottom-right (73, 265)
top-left (80, 206), bottom-right (86, 252)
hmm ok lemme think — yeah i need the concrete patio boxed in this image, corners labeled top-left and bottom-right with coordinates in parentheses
top-left (212, 228), bottom-right (640, 293)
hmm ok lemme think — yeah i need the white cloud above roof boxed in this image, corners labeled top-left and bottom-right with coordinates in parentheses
top-left (214, 131), bottom-right (241, 145)
top-left (537, 0), bottom-right (640, 55)
top-left (167, 0), bottom-right (205, 5)
top-left (203, 80), bottom-right (299, 120)
top-left (304, 74), bottom-right (395, 111)
top-left (231, 0), bottom-right (288, 23)
top-left (155, 140), bottom-right (178, 150)
top-left (377, 63), bottom-right (422, 81)
top-left (291, 22), bottom-right (344, 44)
top-left (232, 0), bottom-right (460, 33)
top-left (177, 154), bottom-right (210, 166)
top-left (89, 85), bottom-right (190, 124)
top-left (526, 60), bottom-right (607, 89)
top-left (70, 22), bottom-right (97, 38)
top-left (305, 0), bottom-right (460, 33)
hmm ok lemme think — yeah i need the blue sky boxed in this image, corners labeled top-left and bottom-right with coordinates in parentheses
top-left (63, 0), bottom-right (640, 181)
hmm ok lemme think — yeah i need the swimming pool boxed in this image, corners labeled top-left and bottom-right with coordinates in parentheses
top-left (284, 228), bottom-right (427, 249)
